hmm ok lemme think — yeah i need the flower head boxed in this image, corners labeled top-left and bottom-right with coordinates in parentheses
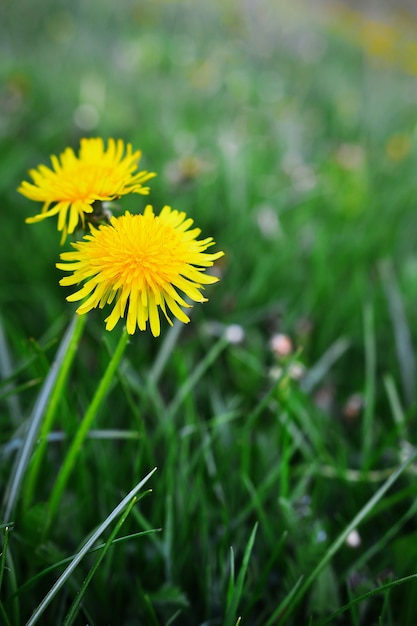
top-left (18, 138), bottom-right (156, 242)
top-left (56, 206), bottom-right (224, 336)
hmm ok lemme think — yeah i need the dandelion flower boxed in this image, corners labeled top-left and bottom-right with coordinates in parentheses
top-left (56, 206), bottom-right (224, 336)
top-left (18, 138), bottom-right (156, 242)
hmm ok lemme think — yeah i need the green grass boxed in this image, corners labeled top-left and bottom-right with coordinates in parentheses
top-left (2, 1), bottom-right (417, 624)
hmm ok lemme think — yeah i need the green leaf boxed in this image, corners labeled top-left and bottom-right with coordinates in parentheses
top-left (45, 327), bottom-right (130, 534)
top-left (224, 523), bottom-right (258, 626)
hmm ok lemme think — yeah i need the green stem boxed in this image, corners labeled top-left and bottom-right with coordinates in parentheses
top-left (2, 314), bottom-right (86, 523)
top-left (44, 329), bottom-right (130, 536)
top-left (362, 303), bottom-right (376, 467)
top-left (22, 314), bottom-right (87, 511)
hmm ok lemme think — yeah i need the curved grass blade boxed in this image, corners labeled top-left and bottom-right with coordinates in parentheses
top-left (264, 576), bottom-right (304, 626)
top-left (0, 315), bottom-right (23, 427)
top-left (167, 337), bottom-right (227, 420)
top-left (0, 604), bottom-right (12, 626)
top-left (149, 317), bottom-right (186, 386)
top-left (136, 580), bottom-right (161, 626)
top-left (2, 534), bottom-right (19, 626)
top-left (0, 524), bottom-right (13, 626)
top-left (62, 493), bottom-right (138, 626)
top-left (300, 337), bottom-right (350, 394)
top-left (166, 610), bottom-right (182, 626)
top-left (361, 302), bottom-right (376, 467)
top-left (341, 493), bottom-right (417, 581)
top-left (224, 523), bottom-right (258, 626)
top-left (0, 524), bottom-right (10, 596)
top-left (3, 429), bottom-right (141, 460)
top-left (380, 259), bottom-right (416, 407)
top-left (274, 447), bottom-right (417, 624)
top-left (0, 379), bottom-right (42, 405)
top-left (384, 374), bottom-right (408, 440)
top-left (2, 313), bottom-right (85, 523)
top-left (13, 526), bottom-right (159, 598)
top-left (316, 573), bottom-right (417, 626)
top-left (26, 467), bottom-right (157, 626)
top-left (23, 314), bottom-right (87, 510)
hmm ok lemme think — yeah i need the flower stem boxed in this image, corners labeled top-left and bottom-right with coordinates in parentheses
top-left (2, 314), bottom-right (86, 523)
top-left (22, 314), bottom-right (87, 512)
top-left (44, 328), bottom-right (130, 537)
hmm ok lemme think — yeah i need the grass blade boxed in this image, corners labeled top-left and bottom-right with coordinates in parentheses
top-left (224, 523), bottom-right (258, 626)
top-left (0, 524), bottom-right (10, 596)
top-left (149, 317), bottom-right (185, 386)
top-left (45, 328), bottom-right (130, 533)
top-left (0, 603), bottom-right (12, 626)
top-left (26, 467), bottom-right (157, 626)
top-left (166, 337), bottom-right (227, 420)
top-left (0, 316), bottom-right (22, 427)
top-left (380, 259), bottom-right (416, 407)
top-left (275, 447), bottom-right (417, 624)
top-left (384, 374), bottom-right (408, 440)
top-left (22, 314), bottom-right (87, 511)
top-left (300, 337), bottom-right (350, 394)
top-left (361, 302), bottom-right (376, 467)
top-left (2, 314), bottom-right (86, 523)
top-left (316, 573), bottom-right (417, 626)
top-left (13, 526), bottom-right (158, 598)
top-left (136, 585), bottom-right (161, 626)
top-left (0, 525), bottom-right (13, 626)
top-left (62, 494), bottom-right (139, 626)
top-left (2, 535), bottom-right (19, 626)
top-left (264, 576), bottom-right (304, 626)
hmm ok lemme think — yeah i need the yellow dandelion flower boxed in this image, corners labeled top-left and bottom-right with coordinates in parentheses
top-left (18, 138), bottom-right (156, 242)
top-left (56, 206), bottom-right (224, 337)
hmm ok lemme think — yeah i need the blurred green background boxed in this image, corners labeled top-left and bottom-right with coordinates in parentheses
top-left (3, 0), bottom-right (417, 374)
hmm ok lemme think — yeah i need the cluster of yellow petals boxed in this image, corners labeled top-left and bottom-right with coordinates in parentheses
top-left (18, 138), bottom-right (156, 242)
top-left (56, 206), bottom-right (224, 336)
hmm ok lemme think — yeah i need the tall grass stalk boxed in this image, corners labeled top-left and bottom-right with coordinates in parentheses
top-left (22, 314), bottom-right (87, 511)
top-left (2, 315), bottom-right (86, 522)
top-left (26, 467), bottom-right (157, 626)
top-left (275, 447), bottom-right (417, 623)
top-left (44, 327), bottom-right (130, 535)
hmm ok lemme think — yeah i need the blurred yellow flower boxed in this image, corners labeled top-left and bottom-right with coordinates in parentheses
top-left (18, 138), bottom-right (156, 242)
top-left (361, 19), bottom-right (396, 60)
top-left (56, 206), bottom-right (224, 336)
top-left (331, 4), bottom-right (417, 76)
top-left (385, 134), bottom-right (411, 162)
